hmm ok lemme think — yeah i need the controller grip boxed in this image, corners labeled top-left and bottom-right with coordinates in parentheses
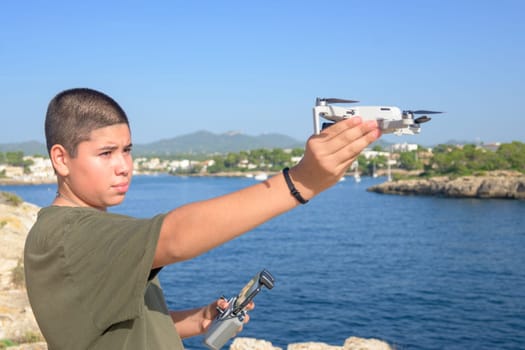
top-left (203, 314), bottom-right (244, 350)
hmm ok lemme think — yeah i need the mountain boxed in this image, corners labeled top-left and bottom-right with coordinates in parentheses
top-left (0, 131), bottom-right (303, 156)
top-left (0, 141), bottom-right (48, 156)
top-left (133, 130), bottom-right (303, 155)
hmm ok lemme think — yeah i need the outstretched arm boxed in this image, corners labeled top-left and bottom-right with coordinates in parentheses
top-left (154, 117), bottom-right (381, 267)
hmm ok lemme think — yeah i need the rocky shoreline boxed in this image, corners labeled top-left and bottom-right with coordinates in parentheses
top-left (0, 193), bottom-right (43, 349)
top-left (230, 337), bottom-right (392, 350)
top-left (367, 171), bottom-right (525, 199)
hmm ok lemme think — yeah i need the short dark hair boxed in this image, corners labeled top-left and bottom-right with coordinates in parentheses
top-left (45, 88), bottom-right (130, 157)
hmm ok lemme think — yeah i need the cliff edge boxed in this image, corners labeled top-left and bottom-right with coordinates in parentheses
top-left (0, 193), bottom-right (46, 349)
top-left (367, 171), bottom-right (525, 199)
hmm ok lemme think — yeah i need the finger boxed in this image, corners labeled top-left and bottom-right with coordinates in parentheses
top-left (243, 301), bottom-right (255, 311)
top-left (319, 126), bottom-right (379, 174)
top-left (318, 119), bottom-right (380, 164)
top-left (331, 118), bottom-right (379, 144)
top-left (314, 118), bottom-right (379, 155)
top-left (321, 116), bottom-right (361, 132)
top-left (312, 117), bottom-right (362, 144)
top-left (242, 313), bottom-right (250, 325)
top-left (217, 298), bottom-right (229, 310)
top-left (204, 298), bottom-right (228, 320)
top-left (335, 128), bottom-right (382, 171)
top-left (318, 117), bottom-right (374, 138)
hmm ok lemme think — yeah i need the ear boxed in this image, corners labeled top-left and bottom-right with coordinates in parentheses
top-left (49, 144), bottom-right (71, 177)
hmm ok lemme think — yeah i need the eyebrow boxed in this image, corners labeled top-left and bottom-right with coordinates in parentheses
top-left (98, 143), bottom-right (133, 152)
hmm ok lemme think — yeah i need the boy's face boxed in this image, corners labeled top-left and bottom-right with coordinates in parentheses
top-left (65, 123), bottom-right (133, 210)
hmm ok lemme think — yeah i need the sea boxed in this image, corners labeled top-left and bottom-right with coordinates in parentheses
top-left (2, 175), bottom-right (525, 350)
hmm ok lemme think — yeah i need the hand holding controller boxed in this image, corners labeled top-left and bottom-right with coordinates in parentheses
top-left (203, 269), bottom-right (275, 350)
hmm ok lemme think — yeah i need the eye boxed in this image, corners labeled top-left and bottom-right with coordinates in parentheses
top-left (99, 150), bottom-right (112, 157)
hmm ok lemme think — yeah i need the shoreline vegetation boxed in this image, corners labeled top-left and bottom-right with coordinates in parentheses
top-left (2, 141), bottom-right (524, 199)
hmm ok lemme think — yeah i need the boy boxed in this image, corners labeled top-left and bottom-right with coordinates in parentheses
top-left (24, 88), bottom-right (381, 349)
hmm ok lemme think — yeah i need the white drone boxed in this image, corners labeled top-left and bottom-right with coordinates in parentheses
top-left (313, 97), bottom-right (443, 135)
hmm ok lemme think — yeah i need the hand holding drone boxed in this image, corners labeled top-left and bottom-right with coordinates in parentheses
top-left (313, 98), bottom-right (443, 135)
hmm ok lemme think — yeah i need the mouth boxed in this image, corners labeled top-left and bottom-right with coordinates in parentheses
top-left (113, 182), bottom-right (129, 194)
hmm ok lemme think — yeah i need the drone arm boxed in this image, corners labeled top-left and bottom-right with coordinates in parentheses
top-left (313, 107), bottom-right (321, 135)
top-left (378, 119), bottom-right (420, 135)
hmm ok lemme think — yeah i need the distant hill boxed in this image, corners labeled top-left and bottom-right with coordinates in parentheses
top-left (1, 132), bottom-right (482, 157)
top-left (0, 131), bottom-right (303, 156)
top-left (133, 130), bottom-right (303, 155)
top-left (0, 141), bottom-right (48, 156)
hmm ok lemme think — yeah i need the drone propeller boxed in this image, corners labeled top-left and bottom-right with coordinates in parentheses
top-left (406, 110), bottom-right (443, 115)
top-left (317, 98), bottom-right (359, 104)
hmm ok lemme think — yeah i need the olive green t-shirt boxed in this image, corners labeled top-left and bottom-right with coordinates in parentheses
top-left (24, 206), bottom-right (184, 350)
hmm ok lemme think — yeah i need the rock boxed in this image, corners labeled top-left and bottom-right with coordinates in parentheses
top-left (367, 171), bottom-right (525, 199)
top-left (343, 336), bottom-right (392, 350)
top-left (0, 192), bottom-right (43, 346)
top-left (230, 337), bottom-right (392, 350)
top-left (231, 337), bottom-right (282, 350)
top-left (288, 342), bottom-right (341, 350)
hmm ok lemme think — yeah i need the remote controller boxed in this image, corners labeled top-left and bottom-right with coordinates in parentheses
top-left (203, 269), bottom-right (275, 350)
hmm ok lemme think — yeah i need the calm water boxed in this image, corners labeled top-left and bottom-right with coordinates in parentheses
top-left (3, 175), bottom-right (525, 350)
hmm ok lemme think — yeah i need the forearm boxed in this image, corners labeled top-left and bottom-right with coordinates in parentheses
top-left (157, 172), bottom-right (299, 265)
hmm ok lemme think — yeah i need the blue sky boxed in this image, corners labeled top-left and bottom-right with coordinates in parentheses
top-left (1, 0), bottom-right (524, 146)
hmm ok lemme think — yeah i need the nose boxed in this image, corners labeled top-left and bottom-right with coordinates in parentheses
top-left (115, 152), bottom-right (132, 176)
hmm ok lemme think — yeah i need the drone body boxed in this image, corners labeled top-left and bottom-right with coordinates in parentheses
top-left (313, 98), bottom-right (442, 135)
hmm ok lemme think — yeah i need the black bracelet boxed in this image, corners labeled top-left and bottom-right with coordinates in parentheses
top-left (282, 167), bottom-right (309, 204)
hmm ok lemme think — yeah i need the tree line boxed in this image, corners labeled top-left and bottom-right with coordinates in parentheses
top-left (206, 148), bottom-right (304, 173)
top-left (0, 151), bottom-right (34, 175)
top-left (423, 142), bottom-right (525, 176)
top-left (359, 141), bottom-right (525, 177)
top-left (207, 141), bottom-right (525, 176)
top-left (2, 142), bottom-right (524, 177)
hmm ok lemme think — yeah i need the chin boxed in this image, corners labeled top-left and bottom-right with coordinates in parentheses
top-left (113, 193), bottom-right (126, 205)
top-left (105, 195), bottom-right (126, 208)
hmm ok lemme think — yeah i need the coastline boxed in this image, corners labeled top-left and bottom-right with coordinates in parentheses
top-left (367, 171), bottom-right (525, 199)
top-left (3, 170), bottom-right (525, 200)
top-left (0, 171), bottom-right (277, 185)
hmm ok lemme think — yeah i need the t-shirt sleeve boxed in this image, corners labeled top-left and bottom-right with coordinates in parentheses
top-left (62, 210), bottom-right (167, 332)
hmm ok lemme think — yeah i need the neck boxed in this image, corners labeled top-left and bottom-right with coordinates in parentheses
top-left (55, 191), bottom-right (82, 207)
